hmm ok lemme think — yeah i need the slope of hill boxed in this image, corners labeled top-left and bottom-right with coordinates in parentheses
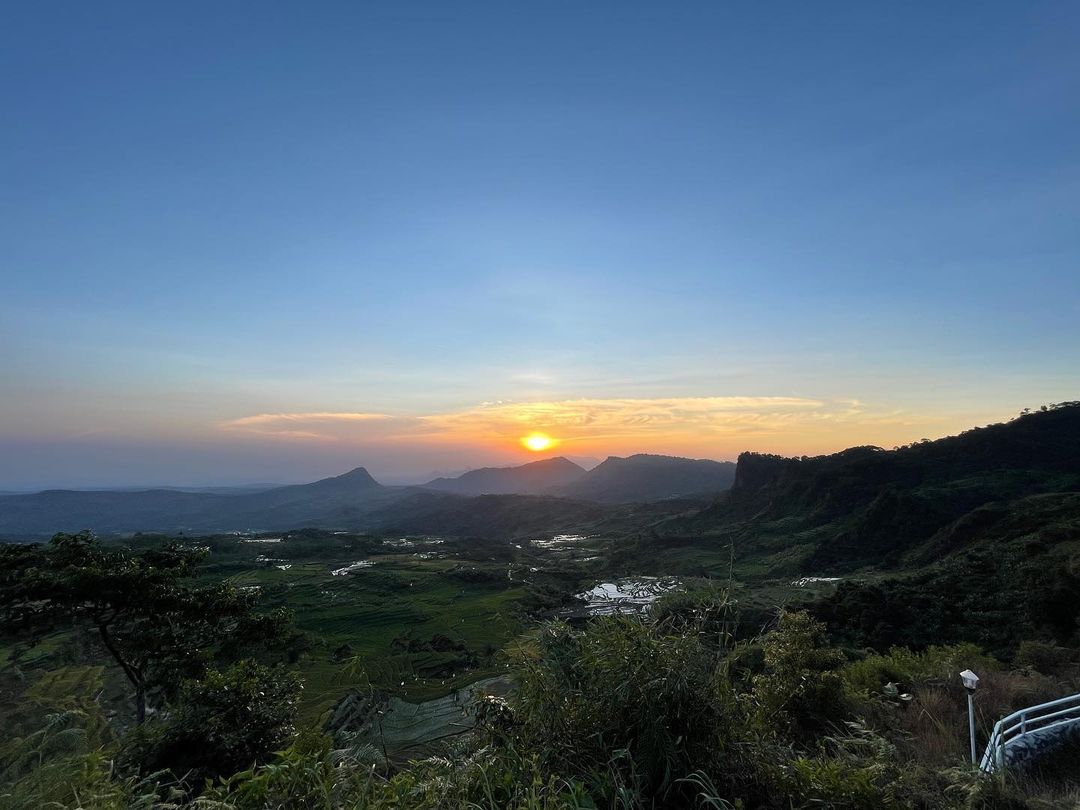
top-left (552, 454), bottom-right (736, 503)
top-left (0, 459), bottom-right (690, 539)
top-left (0, 467), bottom-right (396, 537)
top-left (0, 488), bottom-right (220, 538)
top-left (811, 490), bottom-right (1080, 655)
top-left (680, 402), bottom-right (1080, 572)
top-left (422, 457), bottom-right (585, 496)
top-left (364, 491), bottom-right (615, 538)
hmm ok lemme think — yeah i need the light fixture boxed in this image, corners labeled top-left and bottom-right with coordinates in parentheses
top-left (960, 669), bottom-right (980, 763)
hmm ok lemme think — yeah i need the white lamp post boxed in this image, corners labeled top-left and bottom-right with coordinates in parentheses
top-left (960, 669), bottom-right (980, 764)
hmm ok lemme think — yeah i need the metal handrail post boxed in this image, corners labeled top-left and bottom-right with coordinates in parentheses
top-left (967, 689), bottom-right (977, 765)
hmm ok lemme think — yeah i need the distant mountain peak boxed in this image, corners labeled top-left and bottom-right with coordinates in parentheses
top-left (324, 466), bottom-right (380, 487)
top-left (421, 456), bottom-right (586, 496)
top-left (519, 456), bottom-right (582, 470)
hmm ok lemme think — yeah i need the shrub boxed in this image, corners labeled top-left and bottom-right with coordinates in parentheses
top-left (0, 710), bottom-right (175, 810)
top-left (749, 611), bottom-right (848, 742)
top-left (652, 586), bottom-right (737, 648)
top-left (510, 615), bottom-right (736, 804)
top-left (842, 643), bottom-right (997, 695)
top-left (199, 733), bottom-right (594, 809)
top-left (1014, 640), bottom-right (1073, 675)
top-left (196, 730), bottom-right (363, 810)
top-left (779, 720), bottom-right (963, 809)
top-left (122, 660), bottom-right (301, 783)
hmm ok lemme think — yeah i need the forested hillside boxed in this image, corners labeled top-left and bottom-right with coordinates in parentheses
top-left (676, 402), bottom-right (1080, 572)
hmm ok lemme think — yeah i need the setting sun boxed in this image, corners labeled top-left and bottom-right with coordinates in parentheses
top-left (521, 432), bottom-right (556, 452)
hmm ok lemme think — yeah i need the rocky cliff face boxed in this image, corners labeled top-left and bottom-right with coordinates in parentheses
top-left (730, 452), bottom-right (791, 495)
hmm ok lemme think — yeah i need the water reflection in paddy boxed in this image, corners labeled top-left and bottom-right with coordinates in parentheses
top-left (574, 577), bottom-right (682, 616)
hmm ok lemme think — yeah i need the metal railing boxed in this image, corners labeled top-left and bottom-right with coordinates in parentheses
top-left (980, 692), bottom-right (1080, 773)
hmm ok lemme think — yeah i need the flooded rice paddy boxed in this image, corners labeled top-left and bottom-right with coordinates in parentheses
top-left (573, 576), bottom-right (682, 616)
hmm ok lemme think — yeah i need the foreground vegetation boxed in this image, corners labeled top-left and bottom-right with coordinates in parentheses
top-left (3, 565), bottom-right (1079, 808)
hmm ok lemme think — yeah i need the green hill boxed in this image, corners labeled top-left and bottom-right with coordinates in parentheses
top-left (679, 402), bottom-right (1080, 573)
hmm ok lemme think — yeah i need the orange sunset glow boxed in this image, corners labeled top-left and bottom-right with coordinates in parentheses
top-left (216, 396), bottom-right (1007, 469)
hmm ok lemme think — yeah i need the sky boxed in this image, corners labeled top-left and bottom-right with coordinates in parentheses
top-left (1, 2), bottom-right (1078, 489)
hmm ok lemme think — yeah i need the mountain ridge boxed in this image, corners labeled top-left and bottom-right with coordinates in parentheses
top-left (550, 453), bottom-right (737, 503)
top-left (678, 402), bottom-right (1080, 572)
top-left (5, 406), bottom-right (1076, 544)
top-left (421, 457), bottom-right (585, 496)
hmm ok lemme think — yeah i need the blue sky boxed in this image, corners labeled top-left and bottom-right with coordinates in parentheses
top-left (2, 2), bottom-right (1078, 488)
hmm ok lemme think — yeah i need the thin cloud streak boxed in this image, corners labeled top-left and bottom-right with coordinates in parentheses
top-left (224, 412), bottom-right (393, 428)
top-left (221, 412), bottom-right (395, 440)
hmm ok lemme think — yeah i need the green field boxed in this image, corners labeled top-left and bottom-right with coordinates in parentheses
top-left (7, 530), bottom-right (627, 724)
top-left (0, 524), bottom-right (842, 740)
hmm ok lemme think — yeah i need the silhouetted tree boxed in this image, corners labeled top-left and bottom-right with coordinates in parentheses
top-left (0, 530), bottom-right (290, 723)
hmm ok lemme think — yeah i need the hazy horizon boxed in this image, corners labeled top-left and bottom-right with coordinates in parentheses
top-left (0, 406), bottom-right (1057, 492)
top-left (3, 3), bottom-right (1078, 490)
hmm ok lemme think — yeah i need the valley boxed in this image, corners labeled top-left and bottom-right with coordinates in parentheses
top-left (2, 404), bottom-right (1079, 806)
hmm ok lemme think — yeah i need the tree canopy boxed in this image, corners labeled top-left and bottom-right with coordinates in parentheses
top-left (0, 530), bottom-right (291, 723)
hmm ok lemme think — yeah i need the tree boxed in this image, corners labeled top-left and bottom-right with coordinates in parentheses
top-left (125, 660), bottom-right (302, 780)
top-left (0, 531), bottom-right (291, 724)
top-left (751, 611), bottom-right (847, 741)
